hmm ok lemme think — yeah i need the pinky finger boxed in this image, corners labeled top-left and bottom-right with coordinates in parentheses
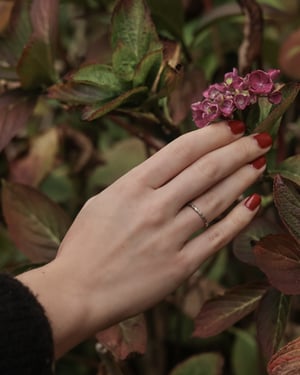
top-left (179, 194), bottom-right (261, 275)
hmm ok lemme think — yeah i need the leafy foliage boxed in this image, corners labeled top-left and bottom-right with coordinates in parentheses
top-left (0, 0), bottom-right (300, 374)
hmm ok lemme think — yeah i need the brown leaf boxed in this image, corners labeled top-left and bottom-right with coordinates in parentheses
top-left (96, 314), bottom-right (147, 360)
top-left (254, 234), bottom-right (300, 294)
top-left (268, 336), bottom-right (300, 375)
top-left (2, 181), bottom-right (71, 262)
top-left (0, 89), bottom-right (37, 151)
top-left (0, 1), bottom-right (14, 33)
top-left (193, 282), bottom-right (267, 338)
top-left (9, 127), bottom-right (59, 186)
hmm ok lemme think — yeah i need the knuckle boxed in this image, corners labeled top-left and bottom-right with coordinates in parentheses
top-left (198, 156), bottom-right (219, 181)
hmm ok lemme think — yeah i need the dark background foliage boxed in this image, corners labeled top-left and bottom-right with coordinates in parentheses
top-left (1, 0), bottom-right (300, 374)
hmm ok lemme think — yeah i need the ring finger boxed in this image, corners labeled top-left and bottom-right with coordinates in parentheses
top-left (173, 155), bottom-right (266, 241)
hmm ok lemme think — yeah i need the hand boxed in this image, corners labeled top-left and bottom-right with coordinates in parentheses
top-left (17, 120), bottom-right (272, 357)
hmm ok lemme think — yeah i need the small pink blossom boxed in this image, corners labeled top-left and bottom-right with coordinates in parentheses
top-left (247, 70), bottom-right (274, 95)
top-left (191, 68), bottom-right (282, 128)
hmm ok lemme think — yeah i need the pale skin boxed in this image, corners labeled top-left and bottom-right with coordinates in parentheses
top-left (16, 121), bottom-right (272, 358)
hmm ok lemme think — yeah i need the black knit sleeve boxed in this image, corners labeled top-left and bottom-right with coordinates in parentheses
top-left (0, 273), bottom-right (54, 375)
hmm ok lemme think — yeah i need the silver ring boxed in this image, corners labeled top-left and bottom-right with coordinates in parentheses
top-left (187, 202), bottom-right (209, 228)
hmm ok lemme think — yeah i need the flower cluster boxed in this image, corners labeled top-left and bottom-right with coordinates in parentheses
top-left (191, 68), bottom-right (282, 128)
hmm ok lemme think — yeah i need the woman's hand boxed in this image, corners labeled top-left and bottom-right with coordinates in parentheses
top-left (17, 120), bottom-right (272, 357)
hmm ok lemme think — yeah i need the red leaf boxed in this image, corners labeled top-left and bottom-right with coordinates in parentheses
top-left (2, 181), bottom-right (71, 262)
top-left (268, 337), bottom-right (300, 375)
top-left (0, 89), bottom-right (37, 151)
top-left (30, 0), bottom-right (58, 45)
top-left (233, 217), bottom-right (281, 266)
top-left (254, 234), bottom-right (300, 294)
top-left (256, 288), bottom-right (291, 360)
top-left (274, 175), bottom-right (300, 244)
top-left (193, 282), bottom-right (267, 338)
top-left (96, 314), bottom-right (147, 360)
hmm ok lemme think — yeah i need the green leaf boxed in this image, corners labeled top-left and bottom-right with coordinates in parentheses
top-left (133, 49), bottom-right (162, 88)
top-left (2, 181), bottom-right (72, 263)
top-left (273, 175), bottom-right (300, 243)
top-left (82, 86), bottom-right (148, 121)
top-left (169, 353), bottom-right (224, 375)
top-left (193, 282), bottom-right (267, 338)
top-left (268, 337), bottom-right (300, 375)
top-left (0, 89), bottom-right (37, 151)
top-left (70, 64), bottom-right (128, 93)
top-left (111, 0), bottom-right (161, 80)
top-left (256, 288), bottom-right (291, 359)
top-left (255, 83), bottom-right (300, 135)
top-left (254, 234), bottom-right (300, 294)
top-left (233, 217), bottom-right (281, 266)
top-left (270, 156), bottom-right (300, 186)
top-left (231, 328), bottom-right (260, 375)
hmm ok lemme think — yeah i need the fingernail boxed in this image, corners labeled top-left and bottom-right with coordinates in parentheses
top-left (244, 194), bottom-right (261, 211)
top-left (254, 133), bottom-right (273, 148)
top-left (251, 156), bottom-right (266, 169)
top-left (227, 120), bottom-right (245, 134)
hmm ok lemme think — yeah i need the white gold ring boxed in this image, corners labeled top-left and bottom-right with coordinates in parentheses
top-left (187, 202), bottom-right (209, 228)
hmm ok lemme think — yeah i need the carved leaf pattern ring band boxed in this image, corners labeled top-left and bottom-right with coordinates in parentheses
top-left (187, 202), bottom-right (209, 228)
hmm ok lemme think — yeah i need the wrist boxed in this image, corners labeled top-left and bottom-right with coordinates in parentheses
top-left (16, 259), bottom-right (93, 358)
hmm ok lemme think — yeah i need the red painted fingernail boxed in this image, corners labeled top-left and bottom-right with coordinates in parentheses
top-left (227, 120), bottom-right (245, 134)
top-left (244, 194), bottom-right (261, 211)
top-left (254, 133), bottom-right (273, 148)
top-left (251, 156), bottom-right (266, 169)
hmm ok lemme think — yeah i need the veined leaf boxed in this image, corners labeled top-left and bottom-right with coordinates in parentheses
top-left (169, 353), bottom-right (224, 375)
top-left (70, 64), bottom-right (128, 93)
top-left (111, 0), bottom-right (162, 80)
top-left (82, 86), bottom-right (148, 121)
top-left (48, 81), bottom-right (116, 105)
top-left (273, 175), bottom-right (300, 243)
top-left (256, 288), bottom-right (291, 359)
top-left (255, 82), bottom-right (300, 135)
top-left (270, 156), bottom-right (300, 186)
top-left (0, 89), bottom-right (37, 151)
top-left (254, 234), bottom-right (300, 294)
top-left (268, 337), bottom-right (300, 375)
top-left (2, 181), bottom-right (71, 263)
top-left (193, 282), bottom-right (267, 338)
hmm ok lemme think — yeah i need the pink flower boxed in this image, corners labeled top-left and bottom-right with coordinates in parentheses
top-left (234, 93), bottom-right (251, 110)
top-left (191, 68), bottom-right (282, 128)
top-left (247, 70), bottom-right (274, 95)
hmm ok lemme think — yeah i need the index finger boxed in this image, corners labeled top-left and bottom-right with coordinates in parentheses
top-left (137, 120), bottom-right (245, 189)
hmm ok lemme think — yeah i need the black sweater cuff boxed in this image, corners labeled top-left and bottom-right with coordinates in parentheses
top-left (0, 273), bottom-right (54, 375)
